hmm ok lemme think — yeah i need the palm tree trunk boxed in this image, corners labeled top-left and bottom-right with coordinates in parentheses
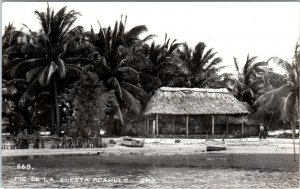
top-left (53, 79), bottom-right (60, 135)
top-left (267, 113), bottom-right (274, 130)
top-left (291, 121), bottom-right (296, 162)
top-left (21, 109), bottom-right (32, 134)
top-left (51, 104), bottom-right (55, 134)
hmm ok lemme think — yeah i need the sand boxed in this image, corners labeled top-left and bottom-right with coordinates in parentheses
top-left (2, 138), bottom-right (299, 157)
top-left (2, 138), bottom-right (299, 172)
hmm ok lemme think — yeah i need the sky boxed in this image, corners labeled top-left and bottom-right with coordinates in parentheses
top-left (2, 2), bottom-right (300, 74)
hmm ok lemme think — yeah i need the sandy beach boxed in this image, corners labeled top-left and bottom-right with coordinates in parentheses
top-left (2, 138), bottom-right (299, 156)
top-left (2, 138), bottom-right (299, 172)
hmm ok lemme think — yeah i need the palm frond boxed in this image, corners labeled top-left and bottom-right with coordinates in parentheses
top-left (121, 88), bottom-right (141, 115)
top-left (168, 42), bottom-right (182, 55)
top-left (243, 55), bottom-right (258, 75)
top-left (244, 61), bottom-right (268, 84)
top-left (121, 81), bottom-right (145, 99)
top-left (6, 79), bottom-right (28, 87)
top-left (19, 78), bottom-right (40, 109)
top-left (65, 64), bottom-right (82, 79)
top-left (107, 77), bottom-right (122, 100)
top-left (141, 35), bottom-right (157, 43)
top-left (59, 26), bottom-right (83, 46)
top-left (279, 92), bottom-right (296, 121)
top-left (20, 42), bottom-right (47, 57)
top-left (114, 66), bottom-right (139, 82)
top-left (253, 84), bottom-right (293, 111)
top-left (201, 49), bottom-right (215, 65)
top-left (111, 21), bottom-right (119, 51)
top-left (233, 57), bottom-right (241, 77)
top-left (268, 56), bottom-right (293, 73)
top-left (204, 57), bottom-right (223, 71)
top-left (166, 77), bottom-right (187, 87)
top-left (38, 61), bottom-right (58, 87)
top-left (193, 42), bottom-right (205, 65)
top-left (268, 57), bottom-right (296, 84)
top-left (56, 57), bottom-right (66, 79)
top-left (64, 57), bottom-right (103, 74)
top-left (13, 58), bottom-right (46, 77)
top-left (26, 66), bottom-right (44, 83)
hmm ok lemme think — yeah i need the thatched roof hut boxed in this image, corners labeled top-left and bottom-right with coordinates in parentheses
top-left (144, 87), bottom-right (250, 116)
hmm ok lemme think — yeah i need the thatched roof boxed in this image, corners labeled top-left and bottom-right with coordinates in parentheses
top-left (144, 87), bottom-right (250, 116)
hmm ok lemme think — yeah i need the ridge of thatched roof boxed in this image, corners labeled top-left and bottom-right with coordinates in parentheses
top-left (158, 87), bottom-right (229, 93)
top-left (144, 87), bottom-right (250, 116)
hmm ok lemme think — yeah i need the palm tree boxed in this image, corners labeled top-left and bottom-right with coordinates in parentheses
top-left (178, 42), bottom-right (226, 88)
top-left (253, 40), bottom-right (300, 161)
top-left (75, 17), bottom-right (154, 114)
top-left (140, 34), bottom-right (184, 92)
top-left (65, 16), bottom-right (154, 134)
top-left (12, 5), bottom-right (83, 134)
top-left (2, 22), bottom-right (27, 79)
top-left (2, 23), bottom-right (37, 134)
top-left (230, 54), bottom-right (268, 105)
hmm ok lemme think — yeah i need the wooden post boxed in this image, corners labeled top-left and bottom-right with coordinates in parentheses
top-left (186, 115), bottom-right (189, 135)
top-left (242, 115), bottom-right (244, 135)
top-left (212, 115), bottom-right (215, 136)
top-left (172, 116), bottom-right (176, 134)
top-left (199, 116), bottom-right (202, 134)
top-left (226, 116), bottom-right (229, 136)
top-left (146, 117), bottom-right (149, 135)
top-left (156, 114), bottom-right (159, 135)
top-left (152, 119), bottom-right (155, 135)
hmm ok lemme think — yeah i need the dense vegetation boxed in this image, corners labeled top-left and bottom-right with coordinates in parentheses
top-left (2, 5), bottom-right (299, 137)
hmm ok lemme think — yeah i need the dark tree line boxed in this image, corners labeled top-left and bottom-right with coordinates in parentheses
top-left (2, 5), bottom-right (299, 137)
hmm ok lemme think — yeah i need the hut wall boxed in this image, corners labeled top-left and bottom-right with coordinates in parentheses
top-left (225, 123), bottom-right (259, 136)
top-left (131, 115), bottom-right (259, 136)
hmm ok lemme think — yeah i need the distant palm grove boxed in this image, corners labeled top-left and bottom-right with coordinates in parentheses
top-left (2, 5), bottom-right (300, 138)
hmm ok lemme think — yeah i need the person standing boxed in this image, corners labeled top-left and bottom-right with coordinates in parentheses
top-left (259, 123), bottom-right (266, 139)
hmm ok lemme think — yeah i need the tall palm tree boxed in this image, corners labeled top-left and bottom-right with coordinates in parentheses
top-left (230, 54), bottom-right (268, 105)
top-left (12, 5), bottom-right (83, 134)
top-left (254, 40), bottom-right (300, 161)
top-left (178, 42), bottom-right (226, 88)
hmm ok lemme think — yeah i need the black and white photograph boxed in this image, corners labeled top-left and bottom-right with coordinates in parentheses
top-left (1, 1), bottom-right (300, 188)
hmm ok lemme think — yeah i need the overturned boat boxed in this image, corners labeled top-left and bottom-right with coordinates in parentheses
top-left (120, 137), bottom-right (144, 147)
top-left (206, 140), bottom-right (226, 151)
